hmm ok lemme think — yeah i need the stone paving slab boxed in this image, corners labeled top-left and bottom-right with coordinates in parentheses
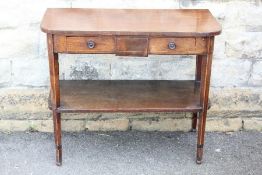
top-left (0, 131), bottom-right (261, 175)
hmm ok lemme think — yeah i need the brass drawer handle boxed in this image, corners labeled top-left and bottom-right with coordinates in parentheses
top-left (87, 40), bottom-right (95, 49)
top-left (168, 42), bottom-right (176, 50)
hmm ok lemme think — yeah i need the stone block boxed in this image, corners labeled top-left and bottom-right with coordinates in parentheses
top-left (131, 118), bottom-right (192, 131)
top-left (211, 59), bottom-right (251, 87)
top-left (62, 120), bottom-right (86, 132)
top-left (159, 56), bottom-right (195, 80)
top-left (86, 119), bottom-right (129, 131)
top-left (62, 113), bottom-right (98, 120)
top-left (249, 60), bottom-right (262, 86)
top-left (0, 119), bottom-right (82, 132)
top-left (38, 32), bottom-right (48, 59)
top-left (0, 120), bottom-right (29, 132)
top-left (207, 110), bottom-right (262, 119)
top-left (243, 118), bottom-right (262, 131)
top-left (62, 112), bottom-right (187, 121)
top-left (0, 27), bottom-right (39, 59)
top-left (213, 34), bottom-right (226, 59)
top-left (12, 58), bottom-right (49, 86)
top-left (0, 0), bottom-right (70, 28)
top-left (29, 120), bottom-right (53, 132)
top-left (209, 87), bottom-right (262, 111)
top-left (72, 0), bottom-right (179, 9)
top-left (0, 59), bottom-right (11, 85)
top-left (225, 32), bottom-right (262, 59)
top-left (206, 118), bottom-right (242, 132)
top-left (127, 112), bottom-right (187, 120)
top-left (0, 89), bottom-right (49, 120)
top-left (179, 1), bottom-right (262, 31)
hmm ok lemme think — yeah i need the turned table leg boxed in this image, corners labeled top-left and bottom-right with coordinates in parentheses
top-left (47, 34), bottom-right (62, 166)
top-left (196, 37), bottom-right (214, 164)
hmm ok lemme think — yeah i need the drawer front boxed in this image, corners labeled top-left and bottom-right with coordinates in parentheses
top-left (149, 37), bottom-right (207, 55)
top-left (54, 35), bottom-right (207, 55)
top-left (116, 36), bottom-right (148, 57)
top-left (66, 36), bottom-right (115, 53)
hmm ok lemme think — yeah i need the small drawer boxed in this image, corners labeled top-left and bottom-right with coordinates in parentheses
top-left (66, 36), bottom-right (115, 54)
top-left (116, 36), bottom-right (148, 57)
top-left (149, 37), bottom-right (207, 55)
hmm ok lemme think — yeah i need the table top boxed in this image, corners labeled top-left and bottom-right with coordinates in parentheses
top-left (41, 8), bottom-right (221, 37)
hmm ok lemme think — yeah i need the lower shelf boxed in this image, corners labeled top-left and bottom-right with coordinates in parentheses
top-left (49, 80), bottom-right (202, 113)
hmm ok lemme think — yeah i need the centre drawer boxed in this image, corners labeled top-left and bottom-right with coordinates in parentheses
top-left (66, 36), bottom-right (115, 53)
top-left (116, 36), bottom-right (149, 57)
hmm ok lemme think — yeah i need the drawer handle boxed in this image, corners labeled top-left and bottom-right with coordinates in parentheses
top-left (87, 40), bottom-right (95, 49)
top-left (168, 42), bottom-right (176, 50)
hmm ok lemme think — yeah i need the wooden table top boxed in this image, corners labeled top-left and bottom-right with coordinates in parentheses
top-left (41, 8), bottom-right (221, 37)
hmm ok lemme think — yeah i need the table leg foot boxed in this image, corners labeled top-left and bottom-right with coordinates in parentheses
top-left (196, 158), bottom-right (202, 164)
top-left (56, 144), bottom-right (62, 166)
top-left (196, 144), bottom-right (203, 164)
top-left (56, 161), bottom-right (62, 166)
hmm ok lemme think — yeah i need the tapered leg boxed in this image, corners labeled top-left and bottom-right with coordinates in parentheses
top-left (196, 37), bottom-right (214, 164)
top-left (196, 110), bottom-right (207, 164)
top-left (195, 55), bottom-right (202, 82)
top-left (53, 111), bottom-right (62, 166)
top-left (47, 34), bottom-right (62, 166)
top-left (192, 55), bottom-right (202, 131)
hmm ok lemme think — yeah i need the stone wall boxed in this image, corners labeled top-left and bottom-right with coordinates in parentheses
top-left (0, 0), bottom-right (262, 132)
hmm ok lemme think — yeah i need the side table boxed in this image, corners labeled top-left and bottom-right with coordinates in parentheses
top-left (41, 8), bottom-right (221, 166)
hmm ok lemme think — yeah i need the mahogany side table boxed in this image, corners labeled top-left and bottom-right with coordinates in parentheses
top-left (41, 8), bottom-right (221, 166)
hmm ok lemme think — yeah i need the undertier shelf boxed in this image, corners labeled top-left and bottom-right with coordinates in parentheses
top-left (49, 80), bottom-right (203, 113)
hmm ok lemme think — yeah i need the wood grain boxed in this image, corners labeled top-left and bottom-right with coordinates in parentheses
top-left (66, 36), bottom-right (115, 54)
top-left (54, 35), bottom-right (67, 53)
top-left (47, 34), bottom-right (62, 166)
top-left (197, 37), bottom-right (215, 164)
top-left (41, 8), bottom-right (221, 37)
top-left (149, 37), bottom-right (207, 55)
top-left (54, 80), bottom-right (202, 113)
top-left (47, 34), bottom-right (60, 108)
top-left (116, 36), bottom-right (148, 56)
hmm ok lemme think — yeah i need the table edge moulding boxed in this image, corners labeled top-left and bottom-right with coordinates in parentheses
top-left (41, 8), bottom-right (221, 166)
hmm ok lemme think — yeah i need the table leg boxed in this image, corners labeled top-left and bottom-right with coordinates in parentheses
top-left (191, 113), bottom-right (198, 132)
top-left (53, 111), bottom-right (62, 166)
top-left (192, 55), bottom-right (202, 131)
top-left (47, 34), bottom-right (62, 166)
top-left (196, 37), bottom-right (214, 164)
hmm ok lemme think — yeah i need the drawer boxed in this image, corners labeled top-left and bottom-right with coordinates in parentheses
top-left (116, 36), bottom-right (148, 57)
top-left (149, 37), bottom-right (207, 55)
top-left (66, 36), bottom-right (115, 53)
top-left (53, 36), bottom-right (207, 55)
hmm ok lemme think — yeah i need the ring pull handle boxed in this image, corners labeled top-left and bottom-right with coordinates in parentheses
top-left (87, 40), bottom-right (95, 49)
top-left (168, 42), bottom-right (176, 50)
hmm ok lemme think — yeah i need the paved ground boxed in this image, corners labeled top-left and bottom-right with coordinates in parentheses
top-left (0, 131), bottom-right (261, 175)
